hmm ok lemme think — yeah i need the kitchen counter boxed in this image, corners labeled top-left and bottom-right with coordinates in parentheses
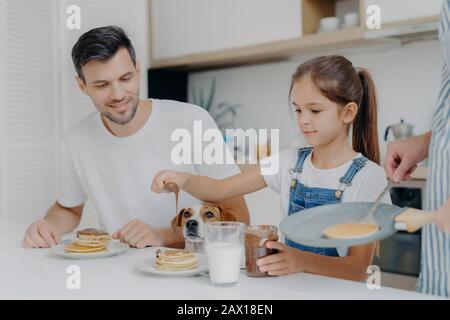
top-left (0, 218), bottom-right (438, 300)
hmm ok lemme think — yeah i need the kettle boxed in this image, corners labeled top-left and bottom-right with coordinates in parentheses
top-left (384, 119), bottom-right (414, 141)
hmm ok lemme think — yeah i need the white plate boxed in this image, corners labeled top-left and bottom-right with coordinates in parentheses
top-left (51, 240), bottom-right (128, 259)
top-left (135, 254), bottom-right (208, 277)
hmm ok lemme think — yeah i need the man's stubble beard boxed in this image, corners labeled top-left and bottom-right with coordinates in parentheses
top-left (103, 93), bottom-right (140, 125)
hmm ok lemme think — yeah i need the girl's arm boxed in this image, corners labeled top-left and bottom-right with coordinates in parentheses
top-left (258, 241), bottom-right (376, 281)
top-left (151, 166), bottom-right (267, 202)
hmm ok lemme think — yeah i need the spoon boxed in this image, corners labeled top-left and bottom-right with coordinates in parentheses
top-left (358, 179), bottom-right (394, 225)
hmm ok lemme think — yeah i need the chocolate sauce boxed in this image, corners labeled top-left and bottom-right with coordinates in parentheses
top-left (164, 181), bottom-right (180, 215)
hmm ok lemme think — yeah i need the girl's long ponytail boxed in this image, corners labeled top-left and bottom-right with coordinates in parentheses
top-left (353, 68), bottom-right (380, 164)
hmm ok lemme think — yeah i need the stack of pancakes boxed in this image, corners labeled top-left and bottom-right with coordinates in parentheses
top-left (65, 228), bottom-right (112, 253)
top-left (155, 249), bottom-right (198, 271)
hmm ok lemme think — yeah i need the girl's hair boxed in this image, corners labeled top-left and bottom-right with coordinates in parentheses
top-left (289, 55), bottom-right (380, 164)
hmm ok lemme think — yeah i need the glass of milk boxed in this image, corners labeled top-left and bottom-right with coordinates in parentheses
top-left (205, 222), bottom-right (245, 287)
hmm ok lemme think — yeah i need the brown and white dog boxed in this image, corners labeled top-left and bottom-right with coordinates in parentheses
top-left (171, 204), bottom-right (237, 253)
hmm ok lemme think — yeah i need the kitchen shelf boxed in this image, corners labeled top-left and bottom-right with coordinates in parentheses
top-left (149, 0), bottom-right (440, 71)
top-left (150, 0), bottom-right (362, 70)
top-left (151, 27), bottom-right (372, 70)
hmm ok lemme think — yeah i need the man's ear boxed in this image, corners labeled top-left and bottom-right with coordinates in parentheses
top-left (75, 75), bottom-right (88, 95)
top-left (171, 209), bottom-right (185, 230)
top-left (135, 60), bottom-right (141, 74)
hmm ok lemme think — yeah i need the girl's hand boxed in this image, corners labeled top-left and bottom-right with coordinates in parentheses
top-left (256, 241), bottom-right (307, 276)
top-left (151, 170), bottom-right (190, 193)
top-left (434, 197), bottom-right (450, 232)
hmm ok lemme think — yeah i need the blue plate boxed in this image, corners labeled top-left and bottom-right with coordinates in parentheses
top-left (280, 202), bottom-right (405, 248)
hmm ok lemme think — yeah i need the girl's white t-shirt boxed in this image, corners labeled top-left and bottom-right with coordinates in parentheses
top-left (261, 148), bottom-right (392, 256)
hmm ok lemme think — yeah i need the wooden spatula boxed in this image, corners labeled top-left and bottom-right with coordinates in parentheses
top-left (394, 208), bottom-right (435, 233)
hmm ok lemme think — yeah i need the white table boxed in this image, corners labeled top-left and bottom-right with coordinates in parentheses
top-left (0, 218), bottom-right (438, 300)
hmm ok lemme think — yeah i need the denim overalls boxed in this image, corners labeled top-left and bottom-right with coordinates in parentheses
top-left (286, 147), bottom-right (368, 256)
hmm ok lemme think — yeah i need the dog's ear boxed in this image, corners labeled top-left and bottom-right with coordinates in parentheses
top-left (171, 209), bottom-right (185, 230)
top-left (219, 207), bottom-right (237, 222)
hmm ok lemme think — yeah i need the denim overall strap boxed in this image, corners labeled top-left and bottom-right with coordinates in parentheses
top-left (334, 157), bottom-right (369, 199)
top-left (289, 147), bottom-right (313, 187)
top-left (293, 147), bottom-right (313, 173)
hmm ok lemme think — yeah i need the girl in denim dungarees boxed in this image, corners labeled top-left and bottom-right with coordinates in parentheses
top-left (285, 147), bottom-right (369, 257)
top-left (153, 55), bottom-right (391, 281)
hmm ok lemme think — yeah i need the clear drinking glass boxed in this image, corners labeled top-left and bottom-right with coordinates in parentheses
top-left (205, 222), bottom-right (245, 287)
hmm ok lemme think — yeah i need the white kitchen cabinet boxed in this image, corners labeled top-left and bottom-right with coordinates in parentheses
top-left (150, 0), bottom-right (302, 61)
top-left (151, 0), bottom-right (441, 69)
top-left (150, 0), bottom-right (373, 69)
top-left (365, 0), bottom-right (442, 25)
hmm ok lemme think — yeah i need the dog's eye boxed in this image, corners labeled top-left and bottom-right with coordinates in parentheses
top-left (205, 211), bottom-right (215, 218)
top-left (183, 211), bottom-right (191, 218)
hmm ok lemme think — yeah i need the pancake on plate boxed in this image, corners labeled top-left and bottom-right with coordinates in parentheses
top-left (64, 242), bottom-right (106, 253)
top-left (65, 228), bottom-right (111, 253)
top-left (154, 249), bottom-right (198, 271)
top-left (73, 228), bottom-right (111, 247)
top-left (323, 223), bottom-right (379, 239)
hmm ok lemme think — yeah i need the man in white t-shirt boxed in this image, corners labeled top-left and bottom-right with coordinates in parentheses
top-left (22, 26), bottom-right (249, 249)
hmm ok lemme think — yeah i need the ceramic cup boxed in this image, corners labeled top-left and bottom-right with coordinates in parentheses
top-left (318, 16), bottom-right (340, 33)
top-left (343, 12), bottom-right (359, 28)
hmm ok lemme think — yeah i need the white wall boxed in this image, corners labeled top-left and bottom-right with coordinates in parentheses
top-left (0, 0), bottom-right (6, 220)
top-left (0, 0), bottom-right (59, 221)
top-left (0, 0), bottom-right (150, 227)
top-left (188, 39), bottom-right (444, 225)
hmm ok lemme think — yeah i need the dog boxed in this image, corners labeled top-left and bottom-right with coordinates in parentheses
top-left (171, 204), bottom-right (237, 253)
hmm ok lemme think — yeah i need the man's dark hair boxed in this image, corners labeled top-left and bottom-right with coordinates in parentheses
top-left (71, 26), bottom-right (136, 82)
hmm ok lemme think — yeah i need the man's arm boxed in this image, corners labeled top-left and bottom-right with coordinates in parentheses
top-left (215, 195), bottom-right (250, 225)
top-left (22, 202), bottom-right (83, 248)
top-left (46, 202), bottom-right (84, 234)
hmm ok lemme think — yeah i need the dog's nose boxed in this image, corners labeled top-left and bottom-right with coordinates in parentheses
top-left (186, 220), bottom-right (198, 229)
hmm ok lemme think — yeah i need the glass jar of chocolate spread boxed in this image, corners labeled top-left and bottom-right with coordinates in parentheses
top-left (245, 225), bottom-right (278, 277)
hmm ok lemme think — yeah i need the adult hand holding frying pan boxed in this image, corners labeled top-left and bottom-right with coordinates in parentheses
top-left (384, 131), bottom-right (450, 233)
